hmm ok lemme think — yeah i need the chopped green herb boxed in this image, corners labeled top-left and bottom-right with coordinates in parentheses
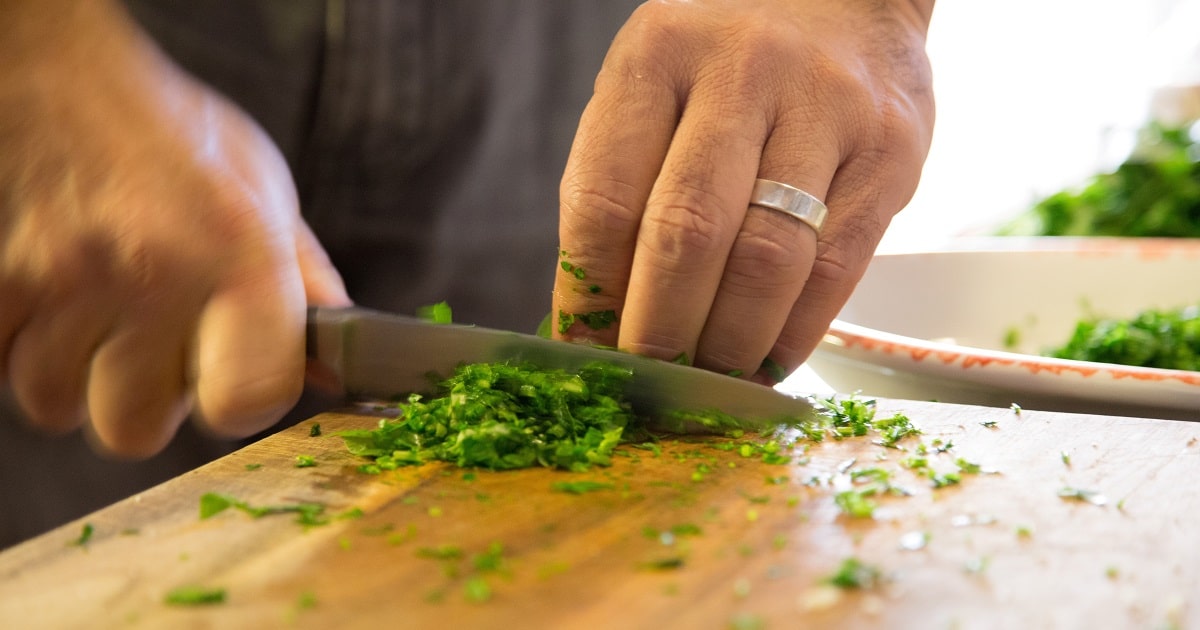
top-left (726, 369), bottom-right (743, 378)
top-left (954, 458), bottom-right (982, 474)
top-left (998, 122), bottom-right (1200, 239)
top-left (337, 507), bottom-right (365, 520)
top-left (309, 423), bottom-right (322, 437)
top-left (416, 301), bottom-right (454, 324)
top-left (930, 472), bottom-right (962, 488)
top-left (1061, 450), bottom-right (1072, 467)
top-left (640, 556), bottom-right (686, 571)
top-left (295, 455), bottom-right (317, 468)
top-left (296, 591), bottom-right (317, 610)
top-left (551, 480), bottom-right (615, 495)
top-left (464, 576), bottom-right (492, 603)
top-left (417, 545), bottom-right (464, 561)
top-left (1045, 303), bottom-right (1200, 371)
top-left (1011, 403), bottom-right (1022, 416)
top-left (980, 420), bottom-right (998, 428)
top-left (576, 309), bottom-right (617, 330)
top-left (69, 522), bottom-right (94, 548)
top-left (198, 492), bottom-right (327, 526)
top-left (825, 557), bottom-right (882, 589)
top-left (164, 586), bottom-right (226, 606)
top-left (1003, 326), bottom-right (1021, 349)
top-left (244, 463), bottom-right (263, 471)
top-left (338, 361), bottom-right (634, 472)
top-left (472, 542), bottom-right (507, 573)
top-left (834, 489), bottom-right (877, 518)
top-left (759, 357), bottom-right (788, 383)
top-left (557, 310), bottom-right (575, 334)
top-left (670, 523), bottom-right (703, 537)
top-left (671, 352), bottom-right (691, 366)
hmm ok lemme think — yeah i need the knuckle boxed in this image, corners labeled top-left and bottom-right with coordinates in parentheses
top-left (810, 224), bottom-right (881, 297)
top-left (561, 177), bottom-right (643, 236)
top-left (724, 228), bottom-right (806, 294)
top-left (640, 184), bottom-right (732, 264)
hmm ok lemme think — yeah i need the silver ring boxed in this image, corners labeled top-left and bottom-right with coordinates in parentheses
top-left (749, 178), bottom-right (827, 234)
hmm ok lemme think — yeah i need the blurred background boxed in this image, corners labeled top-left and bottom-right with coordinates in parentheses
top-left (881, 0), bottom-right (1200, 250)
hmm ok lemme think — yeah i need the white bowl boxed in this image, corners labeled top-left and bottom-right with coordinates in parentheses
top-left (806, 237), bottom-right (1200, 420)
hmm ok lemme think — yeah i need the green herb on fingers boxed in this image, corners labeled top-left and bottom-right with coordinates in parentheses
top-left (759, 357), bottom-right (788, 383)
top-left (556, 310), bottom-right (576, 335)
top-left (575, 309), bottom-right (617, 331)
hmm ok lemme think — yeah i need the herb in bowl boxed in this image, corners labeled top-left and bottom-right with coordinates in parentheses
top-left (1044, 304), bottom-right (1200, 371)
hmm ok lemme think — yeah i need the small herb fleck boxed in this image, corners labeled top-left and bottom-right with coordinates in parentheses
top-left (164, 586), bottom-right (226, 606)
top-left (69, 522), bottom-right (94, 548)
top-left (551, 480), bottom-right (615, 495)
top-left (825, 557), bottom-right (882, 589)
top-left (416, 301), bottom-right (454, 324)
top-left (309, 423), bottom-right (322, 437)
top-left (295, 455), bottom-right (317, 468)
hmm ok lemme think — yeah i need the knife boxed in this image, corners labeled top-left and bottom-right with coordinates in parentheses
top-left (306, 306), bottom-right (820, 429)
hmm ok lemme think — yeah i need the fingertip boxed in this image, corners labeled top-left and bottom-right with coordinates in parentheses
top-left (86, 395), bottom-right (191, 460)
top-left (194, 361), bottom-right (303, 439)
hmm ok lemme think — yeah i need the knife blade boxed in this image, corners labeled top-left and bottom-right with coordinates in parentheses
top-left (306, 306), bottom-right (820, 429)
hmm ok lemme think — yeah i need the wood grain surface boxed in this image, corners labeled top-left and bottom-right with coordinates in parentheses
top-left (1, 399), bottom-right (1198, 630)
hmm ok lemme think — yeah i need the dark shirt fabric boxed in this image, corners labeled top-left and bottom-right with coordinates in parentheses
top-left (0, 0), bottom-right (638, 549)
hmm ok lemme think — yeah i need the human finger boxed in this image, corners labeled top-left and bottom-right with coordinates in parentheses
top-left (86, 307), bottom-right (195, 457)
top-left (611, 85), bottom-right (771, 364)
top-left (552, 18), bottom-right (682, 347)
top-left (765, 143), bottom-right (928, 379)
top-left (190, 247), bottom-right (307, 439)
top-left (7, 292), bottom-right (115, 434)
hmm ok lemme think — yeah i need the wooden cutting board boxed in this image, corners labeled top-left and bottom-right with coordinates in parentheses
top-left (1, 398), bottom-right (1198, 629)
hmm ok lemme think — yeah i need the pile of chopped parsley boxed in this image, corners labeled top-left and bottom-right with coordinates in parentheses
top-left (339, 361), bottom-right (636, 472)
top-left (1044, 304), bottom-right (1200, 371)
top-left (997, 122), bottom-right (1200, 237)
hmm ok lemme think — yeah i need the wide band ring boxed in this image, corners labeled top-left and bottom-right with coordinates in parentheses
top-left (749, 178), bottom-right (827, 234)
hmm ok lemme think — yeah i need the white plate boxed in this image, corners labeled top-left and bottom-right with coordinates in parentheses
top-left (806, 237), bottom-right (1200, 420)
